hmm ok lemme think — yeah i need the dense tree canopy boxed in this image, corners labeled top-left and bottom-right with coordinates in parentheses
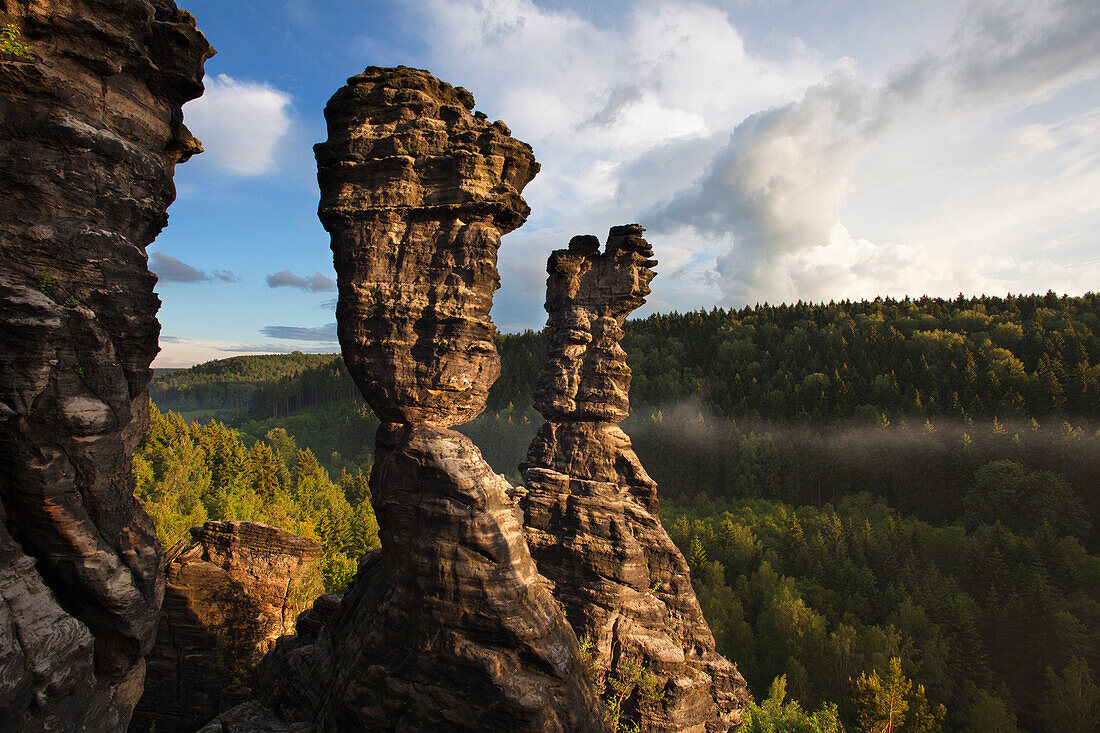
top-left (133, 404), bottom-right (379, 592)
top-left (138, 292), bottom-right (1100, 732)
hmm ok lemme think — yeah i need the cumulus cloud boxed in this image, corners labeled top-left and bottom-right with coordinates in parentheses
top-left (183, 74), bottom-right (293, 176)
top-left (648, 76), bottom-right (886, 303)
top-left (642, 0), bottom-right (1100, 305)
top-left (260, 323), bottom-right (339, 342)
top-left (265, 270), bottom-right (337, 292)
top-left (150, 253), bottom-right (237, 283)
top-left (404, 0), bottom-right (838, 317)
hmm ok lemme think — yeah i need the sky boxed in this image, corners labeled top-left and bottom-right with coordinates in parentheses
top-left (151, 0), bottom-right (1100, 367)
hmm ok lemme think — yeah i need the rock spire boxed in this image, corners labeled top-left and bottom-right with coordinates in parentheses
top-left (210, 67), bottom-right (601, 732)
top-left (0, 3), bottom-right (212, 729)
top-left (519, 225), bottom-right (750, 731)
top-left (315, 65), bottom-right (538, 428)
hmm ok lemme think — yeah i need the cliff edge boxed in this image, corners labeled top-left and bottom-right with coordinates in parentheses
top-left (0, 3), bottom-right (212, 730)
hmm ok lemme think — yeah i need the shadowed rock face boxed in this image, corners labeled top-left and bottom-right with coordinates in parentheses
top-left (0, 3), bottom-right (212, 731)
top-left (132, 522), bottom-right (322, 733)
top-left (206, 67), bottom-right (601, 732)
top-left (520, 226), bottom-right (750, 732)
top-left (315, 65), bottom-right (539, 428)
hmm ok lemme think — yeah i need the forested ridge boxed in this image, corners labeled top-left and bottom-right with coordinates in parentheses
top-left (137, 292), bottom-right (1100, 732)
top-left (150, 351), bottom-right (341, 412)
top-left (155, 292), bottom-right (1100, 422)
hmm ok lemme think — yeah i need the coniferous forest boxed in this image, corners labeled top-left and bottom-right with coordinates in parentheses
top-left (138, 293), bottom-right (1100, 732)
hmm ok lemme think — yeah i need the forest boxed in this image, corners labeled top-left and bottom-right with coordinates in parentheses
top-left (136, 293), bottom-right (1100, 732)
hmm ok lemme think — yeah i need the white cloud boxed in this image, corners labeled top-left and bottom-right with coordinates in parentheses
top-left (647, 76), bottom-right (885, 304)
top-left (404, 0), bottom-right (838, 317)
top-left (183, 74), bottom-right (293, 176)
top-left (638, 0), bottom-right (1100, 306)
top-left (355, 0), bottom-right (1100, 316)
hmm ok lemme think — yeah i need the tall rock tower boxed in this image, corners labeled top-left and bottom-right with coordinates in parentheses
top-left (520, 226), bottom-right (750, 731)
top-left (215, 67), bottom-right (601, 732)
top-left (0, 3), bottom-right (212, 730)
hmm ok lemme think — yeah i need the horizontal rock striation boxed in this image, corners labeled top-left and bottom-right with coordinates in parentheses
top-left (132, 522), bottom-right (322, 733)
top-left (315, 65), bottom-right (539, 428)
top-left (0, 2), bottom-right (212, 731)
top-left (520, 226), bottom-right (749, 732)
top-left (209, 67), bottom-right (600, 732)
top-left (246, 426), bottom-right (600, 731)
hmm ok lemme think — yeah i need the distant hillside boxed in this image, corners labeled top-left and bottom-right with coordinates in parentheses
top-left (158, 291), bottom-right (1100, 423)
top-left (142, 293), bottom-right (1100, 733)
top-left (150, 352), bottom-right (341, 413)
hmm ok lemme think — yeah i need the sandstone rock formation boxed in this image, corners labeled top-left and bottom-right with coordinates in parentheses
top-left (132, 522), bottom-right (322, 733)
top-left (0, 3), bottom-right (212, 730)
top-left (315, 65), bottom-right (538, 428)
top-left (519, 226), bottom-right (750, 732)
top-left (207, 67), bottom-right (601, 732)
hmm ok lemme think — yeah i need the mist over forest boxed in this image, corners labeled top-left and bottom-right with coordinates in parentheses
top-left (139, 292), bottom-right (1100, 732)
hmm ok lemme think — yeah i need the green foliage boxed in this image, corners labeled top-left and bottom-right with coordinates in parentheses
top-left (1039, 657), bottom-right (1100, 733)
top-left (852, 657), bottom-right (943, 733)
top-left (1, 24), bottom-right (34, 60)
top-left (667, 494), bottom-right (1099, 732)
top-left (133, 404), bottom-right (379, 592)
top-left (603, 655), bottom-right (666, 732)
top-left (964, 691), bottom-right (1017, 733)
top-left (962, 460), bottom-right (1089, 538)
top-left (139, 291), bottom-right (1100, 732)
top-left (742, 675), bottom-right (846, 733)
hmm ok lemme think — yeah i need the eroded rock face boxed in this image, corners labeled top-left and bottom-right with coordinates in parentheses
top-left (0, 3), bottom-right (212, 731)
top-left (520, 226), bottom-right (750, 732)
top-left (132, 522), bottom-right (322, 733)
top-left (315, 65), bottom-right (539, 428)
top-left (208, 67), bottom-right (600, 732)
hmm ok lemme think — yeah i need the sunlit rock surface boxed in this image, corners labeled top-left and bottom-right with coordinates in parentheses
top-left (208, 66), bottom-right (601, 732)
top-left (0, 2), bottom-right (212, 730)
top-left (520, 226), bottom-right (750, 732)
top-left (132, 522), bottom-right (322, 733)
top-left (315, 65), bottom-right (539, 428)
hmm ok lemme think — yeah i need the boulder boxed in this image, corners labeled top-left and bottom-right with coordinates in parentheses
top-left (132, 522), bottom-right (322, 733)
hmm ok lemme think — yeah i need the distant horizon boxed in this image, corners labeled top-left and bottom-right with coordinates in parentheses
top-left (151, 0), bottom-right (1100, 368)
top-left (153, 287), bottom-right (1097, 368)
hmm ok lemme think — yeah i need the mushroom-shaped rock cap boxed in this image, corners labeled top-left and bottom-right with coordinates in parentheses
top-left (315, 66), bottom-right (539, 426)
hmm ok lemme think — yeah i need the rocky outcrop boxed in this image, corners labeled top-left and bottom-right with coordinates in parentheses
top-left (0, 3), bottom-right (212, 731)
top-left (519, 226), bottom-right (750, 732)
top-left (131, 522), bottom-right (322, 733)
top-left (207, 67), bottom-right (601, 732)
top-left (315, 65), bottom-right (539, 428)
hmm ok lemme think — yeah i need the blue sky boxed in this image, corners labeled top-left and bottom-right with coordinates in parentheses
top-left (152, 0), bottom-right (1100, 367)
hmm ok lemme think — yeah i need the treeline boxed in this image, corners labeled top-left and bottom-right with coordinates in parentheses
top-left (492, 291), bottom-right (1100, 421)
top-left (154, 292), bottom-right (1100, 424)
top-left (666, 492), bottom-right (1100, 732)
top-left (149, 352), bottom-right (339, 412)
top-left (133, 404), bottom-right (379, 591)
top-left (628, 407), bottom-right (1100, 551)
